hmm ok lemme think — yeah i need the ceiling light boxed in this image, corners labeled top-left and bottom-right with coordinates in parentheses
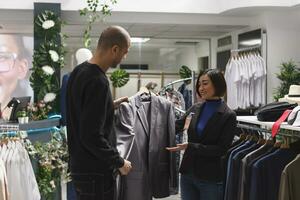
top-left (131, 37), bottom-right (150, 43)
top-left (175, 41), bottom-right (199, 45)
top-left (239, 39), bottom-right (261, 46)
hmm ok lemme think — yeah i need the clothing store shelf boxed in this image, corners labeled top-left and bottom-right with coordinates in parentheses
top-left (0, 118), bottom-right (60, 132)
top-left (237, 116), bottom-right (300, 132)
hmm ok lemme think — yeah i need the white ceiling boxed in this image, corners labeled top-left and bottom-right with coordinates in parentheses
top-left (0, 9), bottom-right (250, 52)
top-left (0, 5), bottom-right (299, 52)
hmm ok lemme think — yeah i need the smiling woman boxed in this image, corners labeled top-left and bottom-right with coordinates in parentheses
top-left (167, 69), bottom-right (236, 200)
top-left (0, 34), bottom-right (33, 120)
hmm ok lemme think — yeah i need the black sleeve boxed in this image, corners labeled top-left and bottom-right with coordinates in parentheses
top-left (79, 78), bottom-right (124, 169)
top-left (186, 112), bottom-right (237, 157)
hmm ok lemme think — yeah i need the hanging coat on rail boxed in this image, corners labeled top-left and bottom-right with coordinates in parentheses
top-left (115, 92), bottom-right (177, 200)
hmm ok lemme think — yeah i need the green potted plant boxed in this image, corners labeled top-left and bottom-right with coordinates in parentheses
top-left (16, 110), bottom-right (28, 124)
top-left (273, 60), bottom-right (300, 101)
top-left (179, 65), bottom-right (192, 84)
top-left (109, 69), bottom-right (130, 98)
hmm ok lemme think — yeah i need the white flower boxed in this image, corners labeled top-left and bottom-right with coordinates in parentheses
top-left (48, 50), bottom-right (59, 62)
top-left (42, 20), bottom-right (55, 29)
top-left (49, 180), bottom-right (56, 189)
top-left (44, 93), bottom-right (56, 103)
top-left (42, 65), bottom-right (55, 75)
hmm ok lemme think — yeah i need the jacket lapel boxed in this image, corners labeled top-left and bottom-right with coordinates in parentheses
top-left (149, 94), bottom-right (159, 139)
top-left (135, 95), bottom-right (150, 136)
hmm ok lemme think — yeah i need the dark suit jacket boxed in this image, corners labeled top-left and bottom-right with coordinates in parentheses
top-left (115, 93), bottom-right (177, 199)
top-left (176, 101), bottom-right (237, 182)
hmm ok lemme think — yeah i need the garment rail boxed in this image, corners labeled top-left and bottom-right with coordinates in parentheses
top-left (237, 123), bottom-right (300, 139)
top-left (161, 71), bottom-right (197, 105)
top-left (231, 44), bottom-right (261, 53)
top-left (175, 107), bottom-right (185, 114)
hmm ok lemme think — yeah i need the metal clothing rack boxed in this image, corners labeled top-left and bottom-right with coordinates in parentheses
top-left (161, 77), bottom-right (193, 90)
top-left (237, 123), bottom-right (300, 139)
top-left (231, 44), bottom-right (262, 53)
top-left (174, 107), bottom-right (186, 115)
top-left (237, 116), bottom-right (300, 139)
top-left (161, 71), bottom-right (197, 105)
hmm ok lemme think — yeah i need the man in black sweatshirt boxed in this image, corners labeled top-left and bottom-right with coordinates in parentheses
top-left (66, 26), bottom-right (132, 200)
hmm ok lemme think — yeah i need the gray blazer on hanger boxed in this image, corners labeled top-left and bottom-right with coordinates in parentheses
top-left (115, 93), bottom-right (177, 200)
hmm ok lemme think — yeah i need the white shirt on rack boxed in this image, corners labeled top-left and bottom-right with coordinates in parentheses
top-left (225, 58), bottom-right (240, 110)
top-left (224, 51), bottom-right (266, 109)
top-left (0, 159), bottom-right (8, 200)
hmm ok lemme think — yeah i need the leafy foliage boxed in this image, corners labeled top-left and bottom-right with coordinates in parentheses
top-left (27, 101), bottom-right (52, 121)
top-left (31, 10), bottom-right (66, 113)
top-left (79, 0), bottom-right (118, 48)
top-left (34, 10), bottom-right (62, 41)
top-left (26, 130), bottom-right (69, 200)
top-left (110, 69), bottom-right (130, 87)
top-left (179, 65), bottom-right (192, 79)
top-left (30, 10), bottom-right (67, 198)
top-left (179, 65), bottom-right (192, 84)
top-left (273, 60), bottom-right (300, 101)
top-left (30, 43), bottom-right (63, 102)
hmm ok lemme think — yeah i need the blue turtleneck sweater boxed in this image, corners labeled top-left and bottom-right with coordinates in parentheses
top-left (196, 99), bottom-right (222, 136)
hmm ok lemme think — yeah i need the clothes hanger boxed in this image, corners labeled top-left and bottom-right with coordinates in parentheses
top-left (138, 86), bottom-right (149, 94)
top-left (273, 138), bottom-right (282, 148)
top-left (249, 130), bottom-right (259, 142)
top-left (137, 86), bottom-right (151, 101)
top-left (239, 133), bottom-right (247, 141)
top-left (280, 136), bottom-right (290, 149)
top-left (255, 130), bottom-right (265, 145)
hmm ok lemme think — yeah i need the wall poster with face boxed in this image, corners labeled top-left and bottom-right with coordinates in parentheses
top-left (0, 34), bottom-right (33, 119)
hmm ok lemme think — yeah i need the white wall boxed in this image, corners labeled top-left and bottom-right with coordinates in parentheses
top-left (176, 47), bottom-right (198, 72)
top-left (196, 41), bottom-right (210, 57)
top-left (210, 37), bottom-right (218, 69)
top-left (263, 11), bottom-right (300, 102)
top-left (124, 45), bottom-right (202, 72)
top-left (121, 50), bottom-right (160, 70)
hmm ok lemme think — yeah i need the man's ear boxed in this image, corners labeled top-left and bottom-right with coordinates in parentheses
top-left (111, 45), bottom-right (119, 55)
top-left (16, 59), bottom-right (29, 79)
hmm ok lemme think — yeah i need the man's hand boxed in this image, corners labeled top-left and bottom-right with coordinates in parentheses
top-left (166, 143), bottom-right (188, 152)
top-left (119, 159), bottom-right (132, 175)
top-left (113, 96), bottom-right (129, 109)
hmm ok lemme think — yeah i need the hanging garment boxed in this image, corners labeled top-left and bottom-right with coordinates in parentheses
top-left (115, 93), bottom-right (177, 200)
top-left (239, 143), bottom-right (274, 200)
top-left (0, 139), bottom-right (40, 200)
top-left (0, 159), bottom-right (8, 200)
top-left (278, 154), bottom-right (300, 200)
top-left (224, 141), bottom-right (256, 200)
top-left (224, 52), bottom-right (266, 109)
top-left (159, 88), bottom-right (186, 119)
top-left (178, 83), bottom-right (192, 110)
top-left (249, 148), bottom-right (299, 200)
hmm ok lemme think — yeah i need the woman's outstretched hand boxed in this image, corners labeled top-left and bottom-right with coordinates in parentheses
top-left (166, 143), bottom-right (188, 152)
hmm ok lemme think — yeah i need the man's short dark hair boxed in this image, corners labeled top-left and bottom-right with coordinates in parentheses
top-left (196, 68), bottom-right (227, 97)
top-left (97, 26), bottom-right (130, 50)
